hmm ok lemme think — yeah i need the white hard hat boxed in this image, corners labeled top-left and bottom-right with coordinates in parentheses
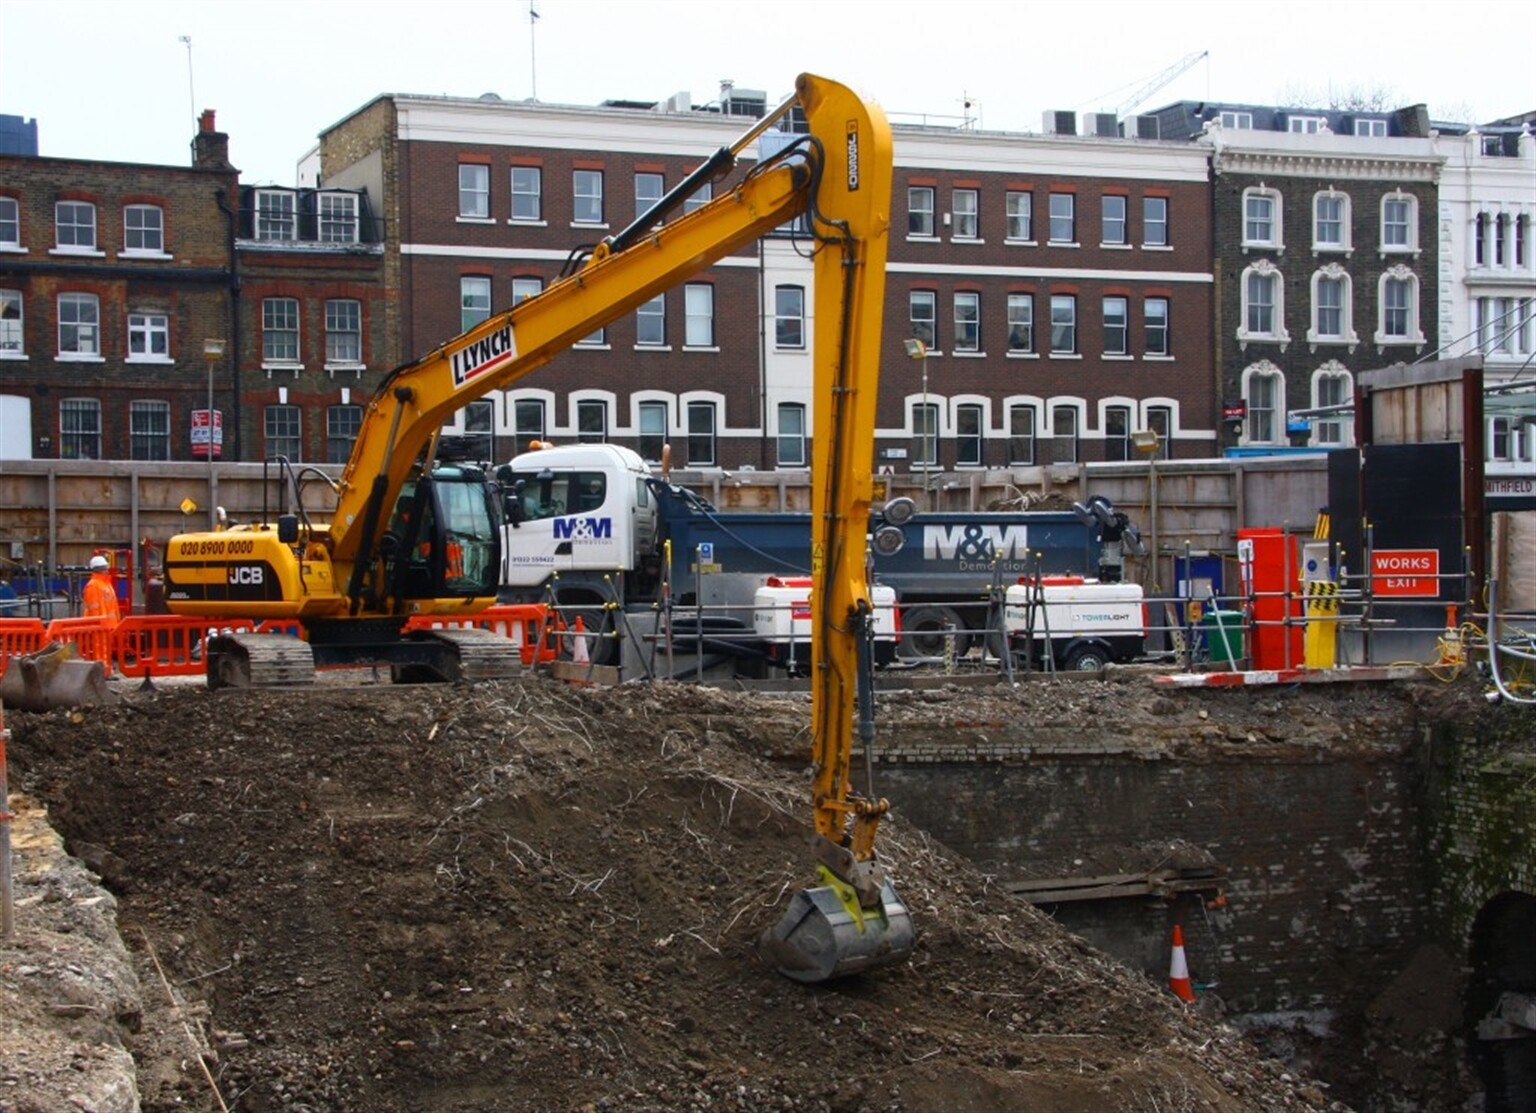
top-left (89, 555), bottom-right (109, 571)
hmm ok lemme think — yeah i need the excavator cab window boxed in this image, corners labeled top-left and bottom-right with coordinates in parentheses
top-left (381, 482), bottom-right (434, 599)
top-left (382, 470), bottom-right (501, 601)
top-left (434, 470), bottom-right (500, 594)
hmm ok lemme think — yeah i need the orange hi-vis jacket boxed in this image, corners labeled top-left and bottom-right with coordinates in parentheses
top-left (82, 570), bottom-right (122, 626)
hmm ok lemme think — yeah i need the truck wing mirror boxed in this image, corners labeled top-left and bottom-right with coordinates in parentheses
top-left (506, 478), bottom-right (528, 527)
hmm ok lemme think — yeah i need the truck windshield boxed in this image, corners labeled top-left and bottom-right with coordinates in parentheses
top-left (507, 471), bottom-right (607, 522)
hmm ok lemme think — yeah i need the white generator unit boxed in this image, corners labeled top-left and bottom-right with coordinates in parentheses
top-left (752, 576), bottom-right (898, 673)
top-left (1003, 576), bottom-right (1147, 671)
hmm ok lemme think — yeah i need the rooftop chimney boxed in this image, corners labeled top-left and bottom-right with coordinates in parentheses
top-left (193, 108), bottom-right (231, 170)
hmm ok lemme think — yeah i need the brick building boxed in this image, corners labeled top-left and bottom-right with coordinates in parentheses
top-left (316, 88), bottom-right (1216, 474)
top-left (886, 125), bottom-right (1213, 469)
top-left (0, 112), bottom-right (238, 461)
top-left (233, 181), bottom-right (386, 464)
top-left (1152, 101), bottom-right (1444, 449)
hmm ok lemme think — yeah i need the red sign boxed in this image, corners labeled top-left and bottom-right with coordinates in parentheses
top-left (191, 409), bottom-right (224, 459)
top-left (1371, 548), bottom-right (1439, 597)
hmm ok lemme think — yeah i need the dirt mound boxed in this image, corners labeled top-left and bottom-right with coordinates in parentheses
top-left (7, 680), bottom-right (1343, 1111)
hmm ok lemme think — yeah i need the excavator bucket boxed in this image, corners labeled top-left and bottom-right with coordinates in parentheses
top-left (760, 872), bottom-right (916, 983)
top-left (0, 643), bottom-right (116, 713)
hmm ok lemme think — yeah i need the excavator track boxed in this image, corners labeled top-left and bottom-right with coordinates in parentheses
top-left (206, 633), bottom-right (317, 690)
top-left (418, 628), bottom-right (524, 681)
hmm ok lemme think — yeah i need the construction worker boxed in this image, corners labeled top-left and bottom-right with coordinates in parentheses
top-left (82, 554), bottom-right (122, 626)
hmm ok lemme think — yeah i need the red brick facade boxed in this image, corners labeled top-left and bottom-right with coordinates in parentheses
top-left (881, 162), bottom-right (1214, 466)
top-left (0, 140), bottom-right (237, 461)
top-left (320, 96), bottom-right (1217, 473)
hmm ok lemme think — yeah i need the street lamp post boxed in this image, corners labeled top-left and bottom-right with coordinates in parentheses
top-left (1132, 428), bottom-right (1162, 589)
top-left (202, 339), bottom-right (225, 530)
top-left (903, 338), bottom-right (932, 506)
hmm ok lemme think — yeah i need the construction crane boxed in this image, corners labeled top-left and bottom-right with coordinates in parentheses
top-left (1091, 50), bottom-right (1209, 129)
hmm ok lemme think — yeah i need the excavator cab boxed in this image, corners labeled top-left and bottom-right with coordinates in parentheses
top-left (380, 466), bottom-right (502, 604)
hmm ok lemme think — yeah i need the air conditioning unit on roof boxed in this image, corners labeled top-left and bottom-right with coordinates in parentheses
top-left (1042, 110), bottom-right (1077, 136)
top-left (723, 89), bottom-right (768, 118)
top-left (1083, 112), bottom-right (1119, 138)
top-left (1126, 114), bottom-right (1160, 140)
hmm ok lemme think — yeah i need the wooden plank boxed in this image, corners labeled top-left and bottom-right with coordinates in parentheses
top-left (1006, 866), bottom-right (1227, 905)
top-left (1008, 872), bottom-right (1145, 892)
top-left (1009, 882), bottom-right (1156, 904)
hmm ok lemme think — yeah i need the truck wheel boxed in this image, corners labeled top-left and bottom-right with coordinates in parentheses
top-left (899, 605), bottom-right (966, 660)
top-left (1063, 643), bottom-right (1110, 672)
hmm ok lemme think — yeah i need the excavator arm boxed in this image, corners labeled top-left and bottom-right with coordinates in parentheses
top-left (753, 81), bottom-right (914, 981)
top-left (169, 76), bottom-right (861, 628)
top-left (328, 108), bottom-right (818, 579)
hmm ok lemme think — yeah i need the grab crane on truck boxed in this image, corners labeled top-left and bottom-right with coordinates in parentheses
top-left (162, 74), bottom-right (914, 981)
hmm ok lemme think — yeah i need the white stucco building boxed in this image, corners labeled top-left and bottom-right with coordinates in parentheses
top-left (1434, 121), bottom-right (1536, 472)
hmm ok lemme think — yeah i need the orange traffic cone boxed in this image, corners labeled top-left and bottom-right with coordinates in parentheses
top-left (1168, 924), bottom-right (1196, 1003)
top-left (572, 615), bottom-right (590, 665)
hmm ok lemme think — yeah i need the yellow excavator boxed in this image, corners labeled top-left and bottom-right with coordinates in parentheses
top-left (163, 73), bottom-right (913, 979)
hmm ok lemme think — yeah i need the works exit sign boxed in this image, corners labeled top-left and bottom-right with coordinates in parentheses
top-left (1370, 548), bottom-right (1440, 597)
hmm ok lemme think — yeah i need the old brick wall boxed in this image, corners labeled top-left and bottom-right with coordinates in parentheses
top-left (875, 736), bottom-right (1424, 1014)
top-left (318, 98), bottom-right (405, 372)
top-left (1420, 708), bottom-right (1536, 955)
top-left (838, 691), bottom-right (1533, 1037)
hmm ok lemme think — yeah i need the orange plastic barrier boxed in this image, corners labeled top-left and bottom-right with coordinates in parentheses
top-left (404, 604), bottom-right (560, 666)
top-left (9, 607), bottom-right (555, 681)
top-left (0, 618), bottom-right (49, 666)
top-left (42, 616), bottom-right (116, 667)
top-left (113, 615), bottom-right (278, 678)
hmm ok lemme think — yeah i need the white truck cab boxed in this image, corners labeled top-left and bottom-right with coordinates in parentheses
top-left (498, 443), bottom-right (657, 589)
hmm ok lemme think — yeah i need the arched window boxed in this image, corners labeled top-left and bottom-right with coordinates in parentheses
top-left (1311, 190), bottom-right (1352, 254)
top-left (1237, 259), bottom-right (1290, 350)
top-left (1307, 264), bottom-right (1358, 351)
top-left (1310, 362), bottom-right (1353, 447)
top-left (1379, 190), bottom-right (1418, 255)
top-left (1241, 361), bottom-right (1285, 445)
top-left (1375, 265), bottom-right (1425, 350)
top-left (1006, 403), bottom-right (1037, 465)
top-left (1241, 185), bottom-right (1284, 252)
top-left (776, 402), bottom-right (806, 467)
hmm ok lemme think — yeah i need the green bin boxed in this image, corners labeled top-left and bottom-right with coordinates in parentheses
top-left (1201, 610), bottom-right (1245, 669)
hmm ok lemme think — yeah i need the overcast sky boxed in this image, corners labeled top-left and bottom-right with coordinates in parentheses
top-left (3, 0), bottom-right (1533, 185)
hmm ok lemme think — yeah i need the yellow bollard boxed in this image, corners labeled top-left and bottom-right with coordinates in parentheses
top-left (1303, 580), bottom-right (1339, 669)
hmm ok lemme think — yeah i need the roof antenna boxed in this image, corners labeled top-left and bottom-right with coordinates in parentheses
top-left (529, 2), bottom-right (540, 101)
top-left (178, 35), bottom-right (196, 137)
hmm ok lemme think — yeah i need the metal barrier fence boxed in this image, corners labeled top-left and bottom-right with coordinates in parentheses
top-left (5, 591), bottom-right (1530, 690)
top-left (635, 581), bottom-right (1533, 682)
